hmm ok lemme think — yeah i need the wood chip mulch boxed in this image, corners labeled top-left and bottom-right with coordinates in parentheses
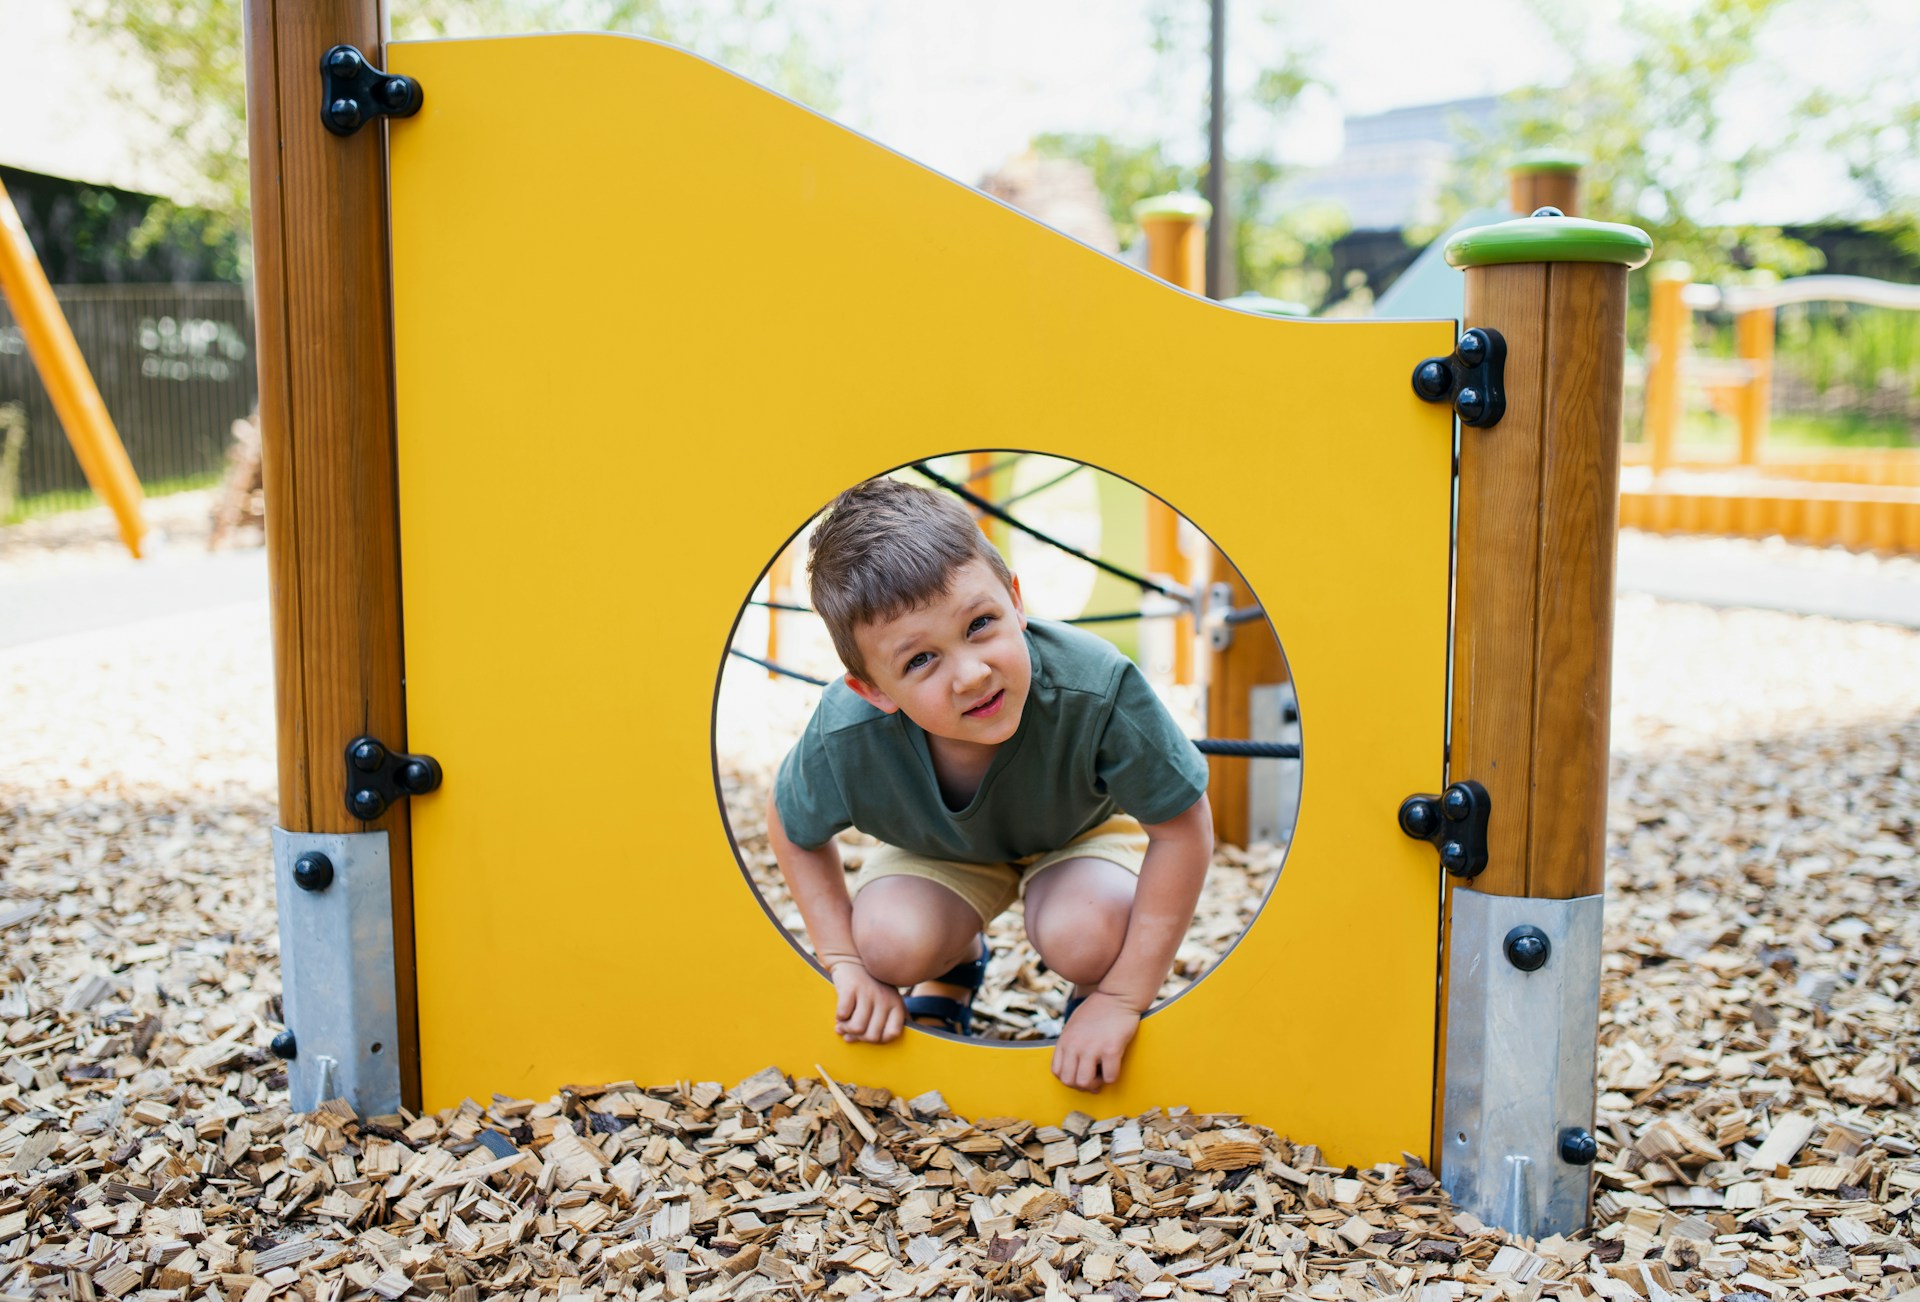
top-left (2, 526), bottom-right (1919, 1302)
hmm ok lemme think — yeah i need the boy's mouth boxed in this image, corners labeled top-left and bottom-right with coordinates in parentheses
top-left (963, 689), bottom-right (1005, 719)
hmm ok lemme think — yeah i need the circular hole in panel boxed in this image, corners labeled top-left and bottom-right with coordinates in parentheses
top-left (712, 453), bottom-right (1298, 1043)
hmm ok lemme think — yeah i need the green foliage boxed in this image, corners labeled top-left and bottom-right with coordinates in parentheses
top-left (1435, 0), bottom-right (1826, 283)
top-left (72, 0), bottom-right (250, 242)
top-left (1036, 3), bottom-right (1345, 308)
top-left (73, 0), bottom-right (840, 251)
top-left (392, 0), bottom-right (840, 115)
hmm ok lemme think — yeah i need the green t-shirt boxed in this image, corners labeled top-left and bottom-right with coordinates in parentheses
top-left (774, 619), bottom-right (1209, 861)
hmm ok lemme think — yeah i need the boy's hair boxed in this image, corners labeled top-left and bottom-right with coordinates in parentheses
top-left (808, 476), bottom-right (1014, 683)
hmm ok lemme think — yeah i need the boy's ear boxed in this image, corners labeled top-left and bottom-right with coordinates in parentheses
top-left (1009, 573), bottom-right (1027, 627)
top-left (844, 673), bottom-right (900, 714)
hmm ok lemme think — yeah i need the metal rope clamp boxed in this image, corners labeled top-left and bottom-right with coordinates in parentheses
top-left (1411, 327), bottom-right (1507, 429)
top-left (320, 45), bottom-right (424, 137)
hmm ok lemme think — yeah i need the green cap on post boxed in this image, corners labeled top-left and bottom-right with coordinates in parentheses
top-left (1445, 214), bottom-right (1652, 270)
top-left (1132, 192), bottom-right (1212, 223)
top-left (1507, 148), bottom-right (1586, 175)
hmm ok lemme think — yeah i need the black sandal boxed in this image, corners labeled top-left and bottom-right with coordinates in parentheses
top-left (903, 935), bottom-right (989, 1035)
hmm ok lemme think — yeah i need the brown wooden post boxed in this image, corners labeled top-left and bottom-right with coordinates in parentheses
top-left (1135, 193), bottom-right (1287, 845)
top-left (1434, 214), bottom-right (1651, 1232)
top-left (246, 0), bottom-right (420, 1105)
top-left (1506, 152), bottom-right (1583, 217)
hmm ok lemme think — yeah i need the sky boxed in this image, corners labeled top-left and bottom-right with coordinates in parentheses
top-left (0, 0), bottom-right (1914, 223)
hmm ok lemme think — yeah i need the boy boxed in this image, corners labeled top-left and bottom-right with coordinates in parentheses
top-left (766, 475), bottom-right (1212, 1092)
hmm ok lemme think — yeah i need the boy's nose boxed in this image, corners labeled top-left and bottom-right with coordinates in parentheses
top-left (953, 654), bottom-right (991, 692)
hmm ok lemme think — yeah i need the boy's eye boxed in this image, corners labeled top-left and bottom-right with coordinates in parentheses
top-left (968, 615), bottom-right (994, 635)
top-left (905, 652), bottom-right (931, 672)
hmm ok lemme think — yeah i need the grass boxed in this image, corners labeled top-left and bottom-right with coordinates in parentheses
top-left (2, 471), bottom-right (225, 527)
top-left (1624, 408), bottom-right (1919, 451)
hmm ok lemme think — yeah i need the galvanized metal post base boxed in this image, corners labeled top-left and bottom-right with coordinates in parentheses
top-left (1441, 888), bottom-right (1604, 1238)
top-left (271, 829), bottom-right (403, 1117)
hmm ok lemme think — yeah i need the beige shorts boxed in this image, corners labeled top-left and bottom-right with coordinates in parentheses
top-left (851, 816), bottom-right (1148, 925)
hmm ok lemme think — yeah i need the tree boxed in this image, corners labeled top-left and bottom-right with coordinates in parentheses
top-left (1034, 2), bottom-right (1346, 307)
top-left (1436, 0), bottom-right (1828, 282)
top-left (72, 0), bottom-right (840, 268)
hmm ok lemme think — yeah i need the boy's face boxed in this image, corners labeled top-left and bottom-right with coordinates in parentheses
top-left (845, 558), bottom-right (1032, 749)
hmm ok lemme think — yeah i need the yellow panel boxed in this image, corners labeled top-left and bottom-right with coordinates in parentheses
top-left (387, 34), bottom-right (1455, 1165)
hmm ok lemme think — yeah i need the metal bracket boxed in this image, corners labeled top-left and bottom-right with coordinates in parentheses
top-left (1202, 582), bottom-right (1268, 651)
top-left (1441, 888), bottom-right (1604, 1238)
top-left (270, 829), bottom-right (402, 1117)
top-left (1411, 326), bottom-right (1507, 428)
top-left (321, 45), bottom-right (424, 137)
top-left (344, 736), bottom-right (443, 821)
top-left (1398, 779), bottom-right (1491, 878)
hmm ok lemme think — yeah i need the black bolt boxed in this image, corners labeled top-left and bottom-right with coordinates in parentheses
top-left (1439, 840), bottom-right (1469, 874)
top-left (1559, 1127), bottom-right (1598, 1165)
top-left (270, 1031), bottom-right (298, 1060)
top-left (1532, 206), bottom-right (1565, 219)
top-left (350, 788), bottom-right (386, 821)
top-left (1457, 330), bottom-right (1486, 366)
top-left (327, 97), bottom-right (363, 131)
top-left (292, 852), bottom-right (334, 892)
top-left (326, 47), bottom-right (362, 76)
top-left (380, 76), bottom-right (415, 110)
top-left (350, 738), bottom-right (387, 771)
top-left (1456, 386), bottom-right (1486, 422)
top-left (399, 758), bottom-right (437, 793)
top-left (1399, 797), bottom-right (1440, 840)
top-left (1412, 359), bottom-right (1452, 400)
top-left (1505, 924), bottom-right (1551, 972)
top-left (1441, 784), bottom-right (1473, 821)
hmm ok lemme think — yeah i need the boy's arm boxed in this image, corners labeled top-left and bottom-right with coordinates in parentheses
top-left (764, 793), bottom-right (907, 1044)
top-left (1052, 792), bottom-right (1212, 1092)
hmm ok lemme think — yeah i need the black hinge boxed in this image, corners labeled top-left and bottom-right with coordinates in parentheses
top-left (321, 45), bottom-right (424, 137)
top-left (1411, 327), bottom-right (1507, 428)
top-left (344, 736), bottom-right (442, 820)
top-left (1397, 779), bottom-right (1490, 877)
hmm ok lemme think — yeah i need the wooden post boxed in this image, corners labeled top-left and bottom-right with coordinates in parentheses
top-left (1135, 194), bottom-right (1216, 689)
top-left (966, 450), bottom-right (1009, 549)
top-left (1137, 193), bottom-right (1284, 843)
top-left (1506, 152), bottom-right (1583, 217)
top-left (245, 0), bottom-right (420, 1105)
top-left (1642, 262), bottom-right (1692, 477)
top-left (765, 545), bottom-right (794, 677)
top-left (1438, 214), bottom-right (1650, 1181)
top-left (1734, 296), bottom-right (1776, 468)
top-left (1135, 192), bottom-right (1210, 293)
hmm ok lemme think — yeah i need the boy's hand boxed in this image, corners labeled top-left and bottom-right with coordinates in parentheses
top-left (1051, 993), bottom-right (1141, 1092)
top-left (830, 961), bottom-right (907, 1044)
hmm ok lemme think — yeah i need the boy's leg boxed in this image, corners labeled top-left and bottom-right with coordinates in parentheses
top-left (1022, 857), bottom-right (1138, 993)
top-left (851, 875), bottom-right (985, 991)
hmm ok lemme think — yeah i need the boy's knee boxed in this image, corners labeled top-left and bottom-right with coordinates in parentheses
top-left (851, 913), bottom-right (948, 987)
top-left (1029, 897), bottom-right (1130, 985)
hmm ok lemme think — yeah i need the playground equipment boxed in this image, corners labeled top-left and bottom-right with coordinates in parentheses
top-left (246, 5), bottom-right (1647, 1238)
top-left (0, 177), bottom-right (145, 553)
top-left (1624, 265), bottom-right (1920, 551)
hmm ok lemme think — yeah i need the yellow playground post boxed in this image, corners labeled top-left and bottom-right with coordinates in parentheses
top-left (0, 177), bottom-right (146, 556)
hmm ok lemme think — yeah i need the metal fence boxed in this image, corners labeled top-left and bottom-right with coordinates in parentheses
top-left (0, 284), bottom-right (257, 504)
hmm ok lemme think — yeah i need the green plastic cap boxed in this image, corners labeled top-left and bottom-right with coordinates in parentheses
top-left (1445, 214), bottom-right (1653, 270)
top-left (1507, 149), bottom-right (1585, 174)
top-left (1133, 192), bottom-right (1212, 223)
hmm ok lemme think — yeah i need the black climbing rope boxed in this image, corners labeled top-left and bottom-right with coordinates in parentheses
top-left (909, 462), bottom-right (1190, 605)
